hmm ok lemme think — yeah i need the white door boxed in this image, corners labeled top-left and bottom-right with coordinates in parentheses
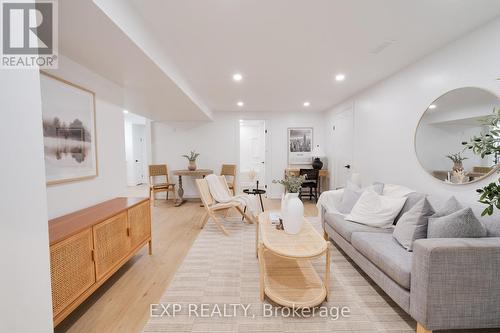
top-left (239, 120), bottom-right (266, 190)
top-left (132, 124), bottom-right (146, 185)
top-left (330, 107), bottom-right (354, 188)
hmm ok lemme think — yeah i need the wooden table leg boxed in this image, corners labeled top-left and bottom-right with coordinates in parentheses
top-left (325, 242), bottom-right (331, 301)
top-left (255, 218), bottom-right (259, 258)
top-left (175, 175), bottom-right (185, 206)
top-left (258, 245), bottom-right (265, 301)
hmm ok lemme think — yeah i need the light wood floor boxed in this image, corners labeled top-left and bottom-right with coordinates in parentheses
top-left (55, 189), bottom-right (318, 333)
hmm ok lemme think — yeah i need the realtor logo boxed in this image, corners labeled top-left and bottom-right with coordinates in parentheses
top-left (1, 0), bottom-right (58, 68)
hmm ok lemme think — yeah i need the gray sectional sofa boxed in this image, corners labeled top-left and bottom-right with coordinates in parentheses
top-left (321, 190), bottom-right (500, 332)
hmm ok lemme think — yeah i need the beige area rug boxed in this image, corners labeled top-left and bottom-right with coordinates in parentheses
top-left (143, 216), bottom-right (417, 332)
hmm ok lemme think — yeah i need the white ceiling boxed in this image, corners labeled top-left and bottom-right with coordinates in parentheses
top-left (60, 1), bottom-right (500, 119)
top-left (122, 0), bottom-right (500, 113)
top-left (58, 0), bottom-right (212, 121)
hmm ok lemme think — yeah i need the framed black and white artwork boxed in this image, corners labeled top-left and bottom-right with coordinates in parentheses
top-left (40, 71), bottom-right (98, 185)
top-left (288, 127), bottom-right (313, 164)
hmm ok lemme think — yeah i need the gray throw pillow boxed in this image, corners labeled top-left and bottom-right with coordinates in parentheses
top-left (338, 181), bottom-right (363, 214)
top-left (394, 192), bottom-right (426, 225)
top-left (339, 181), bottom-right (384, 214)
top-left (433, 196), bottom-right (463, 218)
top-left (393, 198), bottom-right (434, 251)
top-left (427, 207), bottom-right (487, 238)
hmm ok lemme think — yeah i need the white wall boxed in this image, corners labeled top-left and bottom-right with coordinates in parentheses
top-left (152, 111), bottom-right (325, 198)
top-left (324, 17), bottom-right (500, 220)
top-left (45, 55), bottom-right (128, 218)
top-left (0, 70), bottom-right (53, 332)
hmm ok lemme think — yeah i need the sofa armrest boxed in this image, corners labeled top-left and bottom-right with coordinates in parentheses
top-left (410, 237), bottom-right (500, 330)
top-left (317, 189), bottom-right (344, 229)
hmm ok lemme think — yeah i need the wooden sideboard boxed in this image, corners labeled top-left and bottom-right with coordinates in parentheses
top-left (48, 197), bottom-right (151, 326)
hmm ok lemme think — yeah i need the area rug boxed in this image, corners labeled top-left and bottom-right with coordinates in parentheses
top-left (143, 216), bottom-right (416, 332)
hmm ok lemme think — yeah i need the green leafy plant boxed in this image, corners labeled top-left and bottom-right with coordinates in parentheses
top-left (182, 150), bottom-right (200, 162)
top-left (446, 152), bottom-right (468, 164)
top-left (462, 107), bottom-right (500, 216)
top-left (273, 175), bottom-right (307, 193)
top-left (476, 179), bottom-right (500, 216)
top-left (462, 108), bottom-right (500, 158)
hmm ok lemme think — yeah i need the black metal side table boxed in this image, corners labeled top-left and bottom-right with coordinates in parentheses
top-left (243, 188), bottom-right (266, 212)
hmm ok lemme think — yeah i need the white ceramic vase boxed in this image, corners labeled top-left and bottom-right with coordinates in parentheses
top-left (281, 192), bottom-right (304, 234)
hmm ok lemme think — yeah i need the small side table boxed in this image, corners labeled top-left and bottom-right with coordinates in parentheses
top-left (243, 188), bottom-right (266, 215)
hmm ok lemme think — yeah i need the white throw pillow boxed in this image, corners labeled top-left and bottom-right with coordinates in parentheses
top-left (345, 190), bottom-right (407, 228)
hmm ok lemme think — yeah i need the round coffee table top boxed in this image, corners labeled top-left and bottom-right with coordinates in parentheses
top-left (243, 188), bottom-right (266, 195)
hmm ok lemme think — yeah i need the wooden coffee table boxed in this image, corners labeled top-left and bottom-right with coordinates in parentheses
top-left (256, 212), bottom-right (331, 308)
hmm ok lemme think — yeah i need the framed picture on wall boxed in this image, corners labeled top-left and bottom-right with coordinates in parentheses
top-left (288, 127), bottom-right (313, 165)
top-left (40, 71), bottom-right (98, 185)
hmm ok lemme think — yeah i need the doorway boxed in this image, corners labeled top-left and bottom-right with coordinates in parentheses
top-left (124, 112), bottom-right (150, 186)
top-left (330, 107), bottom-right (354, 189)
top-left (239, 120), bottom-right (267, 191)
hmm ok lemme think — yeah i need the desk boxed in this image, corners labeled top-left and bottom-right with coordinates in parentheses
top-left (172, 169), bottom-right (213, 206)
top-left (285, 168), bottom-right (329, 194)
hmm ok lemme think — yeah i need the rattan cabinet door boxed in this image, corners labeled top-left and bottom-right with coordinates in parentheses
top-left (128, 201), bottom-right (151, 249)
top-left (50, 229), bottom-right (95, 317)
top-left (93, 212), bottom-right (130, 280)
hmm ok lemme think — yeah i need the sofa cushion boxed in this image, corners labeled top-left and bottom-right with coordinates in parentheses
top-left (324, 212), bottom-right (393, 243)
top-left (345, 190), bottom-right (407, 228)
top-left (393, 197), bottom-right (435, 251)
top-left (338, 181), bottom-right (384, 214)
top-left (428, 207), bottom-right (487, 238)
top-left (394, 192), bottom-right (427, 225)
top-left (351, 232), bottom-right (413, 290)
top-left (338, 181), bottom-right (363, 214)
top-left (432, 196), bottom-right (463, 218)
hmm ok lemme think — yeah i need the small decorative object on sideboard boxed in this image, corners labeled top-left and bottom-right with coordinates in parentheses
top-left (311, 144), bottom-right (325, 170)
top-left (182, 150), bottom-right (200, 171)
top-left (273, 175), bottom-right (306, 234)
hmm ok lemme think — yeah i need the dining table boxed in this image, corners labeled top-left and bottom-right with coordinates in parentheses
top-left (172, 169), bottom-right (213, 206)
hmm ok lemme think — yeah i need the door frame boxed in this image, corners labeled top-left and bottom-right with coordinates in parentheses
top-left (238, 119), bottom-right (269, 194)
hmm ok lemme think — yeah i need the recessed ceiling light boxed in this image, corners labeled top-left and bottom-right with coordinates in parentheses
top-left (123, 110), bottom-right (129, 114)
top-left (303, 101), bottom-right (311, 107)
top-left (428, 104), bottom-right (437, 109)
top-left (335, 74), bottom-right (346, 81)
top-left (233, 73), bottom-right (243, 82)
top-left (237, 101), bottom-right (244, 107)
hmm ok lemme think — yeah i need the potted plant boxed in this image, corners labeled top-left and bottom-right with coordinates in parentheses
top-left (446, 152), bottom-right (468, 172)
top-left (182, 150), bottom-right (200, 171)
top-left (463, 107), bottom-right (500, 216)
top-left (273, 175), bottom-right (306, 234)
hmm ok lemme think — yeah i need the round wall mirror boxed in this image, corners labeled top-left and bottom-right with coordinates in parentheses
top-left (415, 87), bottom-right (500, 184)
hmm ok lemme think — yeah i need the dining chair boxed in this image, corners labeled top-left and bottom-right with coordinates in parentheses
top-left (149, 164), bottom-right (176, 206)
top-left (220, 164), bottom-right (237, 195)
top-left (195, 176), bottom-right (252, 236)
top-left (299, 168), bottom-right (319, 202)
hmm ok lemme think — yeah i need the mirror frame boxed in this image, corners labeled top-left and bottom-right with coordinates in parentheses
top-left (414, 86), bottom-right (500, 185)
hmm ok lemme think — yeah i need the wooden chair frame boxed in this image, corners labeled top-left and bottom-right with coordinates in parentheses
top-left (220, 164), bottom-right (237, 195)
top-left (195, 176), bottom-right (253, 235)
top-left (149, 164), bottom-right (176, 206)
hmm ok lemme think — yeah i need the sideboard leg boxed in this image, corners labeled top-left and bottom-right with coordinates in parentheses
top-left (148, 239), bottom-right (153, 255)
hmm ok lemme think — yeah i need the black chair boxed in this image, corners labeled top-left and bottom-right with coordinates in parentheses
top-left (299, 168), bottom-right (319, 202)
